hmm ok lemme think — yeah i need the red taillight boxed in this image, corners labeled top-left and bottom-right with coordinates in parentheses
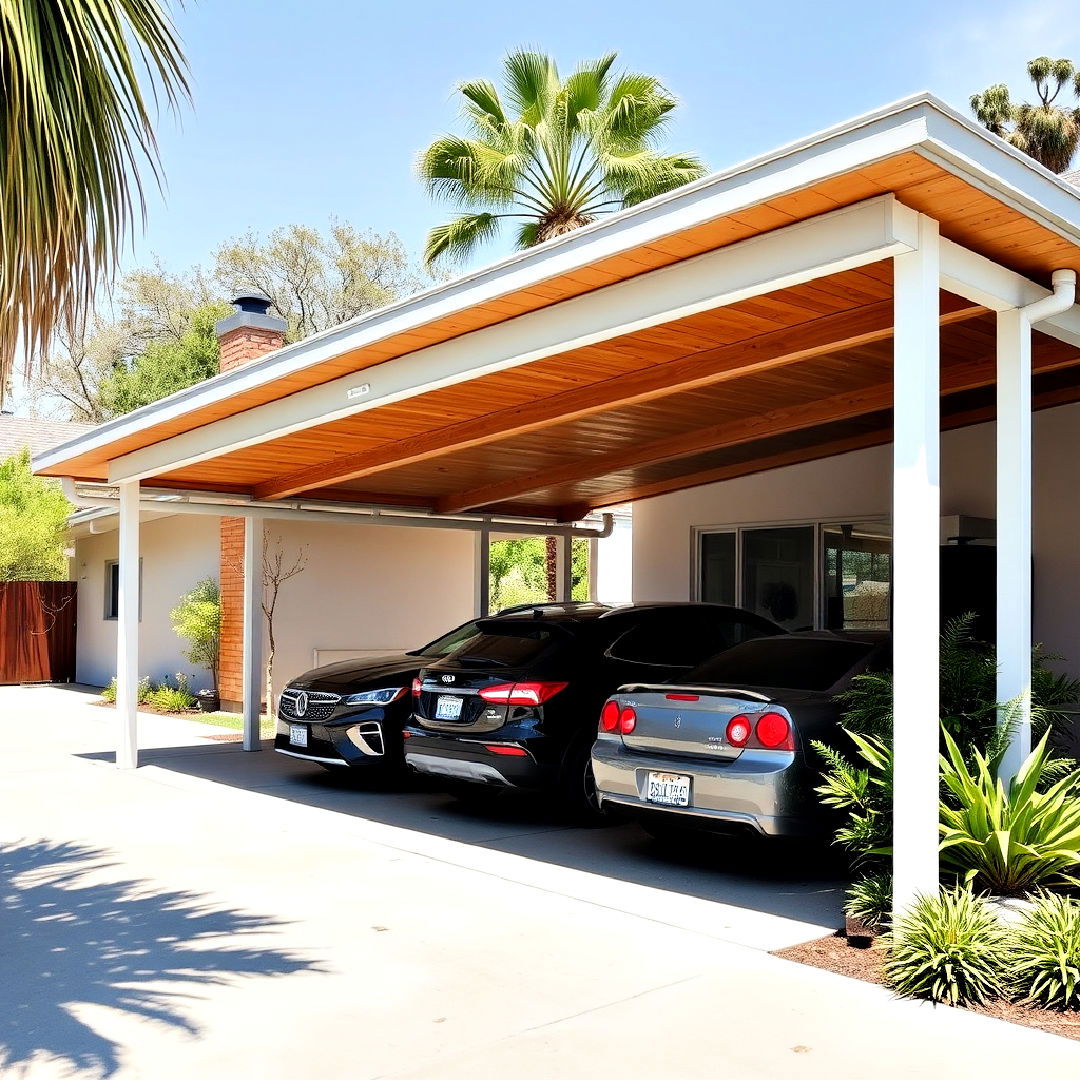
top-left (478, 681), bottom-right (568, 706)
top-left (484, 745), bottom-right (528, 756)
top-left (726, 714), bottom-right (752, 748)
top-left (618, 706), bottom-right (637, 735)
top-left (665, 693), bottom-right (700, 702)
top-left (755, 711), bottom-right (794, 750)
top-left (599, 700), bottom-right (620, 733)
top-left (411, 677), bottom-right (422, 698)
top-left (402, 731), bottom-right (412, 739)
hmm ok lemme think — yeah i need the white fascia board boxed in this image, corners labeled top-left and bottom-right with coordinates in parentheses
top-left (106, 196), bottom-right (915, 484)
top-left (940, 238), bottom-right (1080, 347)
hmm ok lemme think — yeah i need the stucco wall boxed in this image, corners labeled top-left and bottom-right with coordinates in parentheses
top-left (632, 401), bottom-right (1080, 674)
top-left (74, 514), bottom-right (221, 690)
top-left (74, 514), bottom-right (478, 694)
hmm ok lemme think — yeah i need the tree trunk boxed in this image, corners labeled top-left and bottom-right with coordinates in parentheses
top-left (545, 536), bottom-right (558, 601)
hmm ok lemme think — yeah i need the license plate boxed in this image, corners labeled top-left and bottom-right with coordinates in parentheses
top-left (646, 771), bottom-right (691, 807)
top-left (435, 695), bottom-right (463, 721)
top-left (289, 724), bottom-right (308, 748)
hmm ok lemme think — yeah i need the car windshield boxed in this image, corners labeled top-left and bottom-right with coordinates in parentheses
top-left (686, 637), bottom-right (877, 692)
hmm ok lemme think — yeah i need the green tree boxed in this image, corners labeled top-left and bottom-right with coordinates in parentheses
top-left (0, 1), bottom-right (188, 387)
top-left (170, 578), bottom-right (221, 686)
top-left (214, 222), bottom-right (424, 341)
top-left (0, 449), bottom-right (72, 581)
top-left (97, 302), bottom-right (230, 415)
top-left (418, 50), bottom-right (707, 266)
top-left (971, 58), bottom-right (1080, 173)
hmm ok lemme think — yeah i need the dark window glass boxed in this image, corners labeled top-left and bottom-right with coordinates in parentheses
top-left (823, 524), bottom-right (892, 631)
top-left (418, 621), bottom-right (481, 658)
top-left (742, 526), bottom-right (815, 631)
top-left (700, 532), bottom-right (736, 605)
top-left (687, 637), bottom-right (876, 692)
top-left (608, 611), bottom-right (738, 667)
top-left (106, 562), bottom-right (120, 620)
top-left (444, 627), bottom-right (557, 667)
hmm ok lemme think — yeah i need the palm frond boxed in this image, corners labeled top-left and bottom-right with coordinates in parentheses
top-left (0, 0), bottom-right (189, 387)
top-left (422, 212), bottom-right (502, 267)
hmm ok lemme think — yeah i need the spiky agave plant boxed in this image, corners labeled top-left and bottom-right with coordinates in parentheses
top-left (1008, 891), bottom-right (1080, 1009)
top-left (971, 57), bottom-right (1080, 173)
top-left (0, 1), bottom-right (189, 390)
top-left (417, 50), bottom-right (707, 266)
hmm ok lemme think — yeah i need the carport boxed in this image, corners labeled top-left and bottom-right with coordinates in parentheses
top-left (36, 92), bottom-right (1080, 916)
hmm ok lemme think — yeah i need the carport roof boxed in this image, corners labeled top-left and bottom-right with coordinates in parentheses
top-left (35, 92), bottom-right (1080, 520)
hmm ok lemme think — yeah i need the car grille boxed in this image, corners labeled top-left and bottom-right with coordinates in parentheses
top-left (279, 688), bottom-right (341, 721)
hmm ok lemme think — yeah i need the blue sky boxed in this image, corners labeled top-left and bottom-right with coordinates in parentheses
top-left (134, 0), bottom-right (1080, 276)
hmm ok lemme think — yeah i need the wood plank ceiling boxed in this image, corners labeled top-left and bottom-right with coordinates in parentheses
top-left (42, 148), bottom-right (1080, 518)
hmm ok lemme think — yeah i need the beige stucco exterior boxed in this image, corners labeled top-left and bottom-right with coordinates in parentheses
top-left (631, 401), bottom-right (1080, 676)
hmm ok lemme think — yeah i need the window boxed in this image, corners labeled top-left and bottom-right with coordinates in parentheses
top-left (442, 625), bottom-right (559, 667)
top-left (104, 559), bottom-right (142, 621)
top-left (416, 620), bottom-right (481, 658)
top-left (695, 520), bottom-right (892, 631)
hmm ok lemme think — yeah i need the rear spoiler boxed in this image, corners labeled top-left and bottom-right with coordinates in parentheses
top-left (614, 683), bottom-right (773, 702)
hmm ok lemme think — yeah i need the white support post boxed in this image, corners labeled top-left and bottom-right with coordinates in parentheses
top-left (891, 213), bottom-right (942, 919)
top-left (475, 520), bottom-right (491, 617)
top-left (116, 480), bottom-right (140, 769)
top-left (996, 307), bottom-right (1033, 783)
top-left (555, 534), bottom-right (573, 602)
top-left (242, 516), bottom-right (264, 751)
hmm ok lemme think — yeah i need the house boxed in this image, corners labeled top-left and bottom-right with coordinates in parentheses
top-left (0, 412), bottom-right (93, 462)
top-left (35, 92), bottom-right (1080, 913)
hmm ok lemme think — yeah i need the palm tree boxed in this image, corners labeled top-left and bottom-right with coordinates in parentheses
top-left (0, 1), bottom-right (189, 389)
top-left (418, 50), bottom-right (707, 266)
top-left (971, 57), bottom-right (1080, 174)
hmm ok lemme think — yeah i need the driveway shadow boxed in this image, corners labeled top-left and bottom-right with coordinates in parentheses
top-left (0, 839), bottom-right (320, 1078)
top-left (82, 741), bottom-right (846, 930)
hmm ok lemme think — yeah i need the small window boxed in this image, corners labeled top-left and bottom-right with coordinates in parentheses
top-left (104, 559), bottom-right (143, 621)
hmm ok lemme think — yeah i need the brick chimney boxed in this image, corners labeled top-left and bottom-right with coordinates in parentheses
top-left (215, 293), bottom-right (287, 710)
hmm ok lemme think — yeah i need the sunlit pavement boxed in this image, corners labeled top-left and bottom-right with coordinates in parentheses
top-left (2, 683), bottom-right (1078, 1079)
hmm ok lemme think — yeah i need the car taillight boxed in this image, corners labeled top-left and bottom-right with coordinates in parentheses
top-left (618, 706), bottom-right (637, 735)
top-left (478, 681), bottom-right (568, 706)
top-left (726, 715), bottom-right (752, 747)
top-left (411, 677), bottom-right (422, 698)
top-left (599, 700), bottom-right (620, 733)
top-left (665, 693), bottom-right (699, 702)
top-left (755, 711), bottom-right (794, 750)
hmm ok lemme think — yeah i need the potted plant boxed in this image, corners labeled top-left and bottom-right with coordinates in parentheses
top-left (170, 578), bottom-right (221, 712)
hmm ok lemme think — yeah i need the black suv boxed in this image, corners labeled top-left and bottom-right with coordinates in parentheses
top-left (403, 602), bottom-right (783, 812)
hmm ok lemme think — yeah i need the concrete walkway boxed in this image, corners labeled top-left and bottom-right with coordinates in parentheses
top-left (2, 684), bottom-right (1078, 1078)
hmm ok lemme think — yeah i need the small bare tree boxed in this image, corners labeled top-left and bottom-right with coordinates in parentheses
top-left (261, 534), bottom-right (307, 714)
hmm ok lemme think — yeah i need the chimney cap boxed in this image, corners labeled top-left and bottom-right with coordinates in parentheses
top-left (231, 290), bottom-right (273, 316)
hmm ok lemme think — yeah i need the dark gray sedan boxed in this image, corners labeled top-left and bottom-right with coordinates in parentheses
top-left (591, 631), bottom-right (889, 838)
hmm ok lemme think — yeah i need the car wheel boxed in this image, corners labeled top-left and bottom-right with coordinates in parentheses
top-left (557, 737), bottom-right (605, 824)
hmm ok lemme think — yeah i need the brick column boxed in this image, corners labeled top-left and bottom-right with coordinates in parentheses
top-left (215, 293), bottom-right (287, 710)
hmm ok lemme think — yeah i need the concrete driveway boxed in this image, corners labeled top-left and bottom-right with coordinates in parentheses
top-left (3, 683), bottom-right (1079, 1078)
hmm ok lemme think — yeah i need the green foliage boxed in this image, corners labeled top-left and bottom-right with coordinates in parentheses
top-left (488, 536), bottom-right (589, 610)
top-left (418, 50), bottom-right (707, 265)
top-left (883, 887), bottom-right (1008, 1006)
top-left (972, 58), bottom-right (1080, 173)
top-left (1007, 891), bottom-right (1080, 1009)
top-left (101, 674), bottom-right (194, 712)
top-left (97, 303), bottom-right (230, 415)
top-left (0, 0), bottom-right (188, 382)
top-left (0, 448), bottom-right (72, 581)
top-left (813, 733), bottom-right (892, 867)
top-left (939, 730), bottom-right (1080, 896)
top-left (170, 578), bottom-right (221, 684)
top-left (844, 870), bottom-right (893, 931)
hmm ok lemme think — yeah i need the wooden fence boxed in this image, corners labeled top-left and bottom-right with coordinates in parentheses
top-left (0, 581), bottom-right (77, 684)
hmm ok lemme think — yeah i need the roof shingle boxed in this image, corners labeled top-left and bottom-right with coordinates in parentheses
top-left (0, 414), bottom-right (93, 463)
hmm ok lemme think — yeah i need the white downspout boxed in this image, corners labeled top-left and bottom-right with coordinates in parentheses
top-left (996, 268), bottom-right (1077, 784)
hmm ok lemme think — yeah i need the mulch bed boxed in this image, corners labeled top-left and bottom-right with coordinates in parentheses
top-left (775, 931), bottom-right (1080, 1042)
top-left (92, 699), bottom-right (202, 717)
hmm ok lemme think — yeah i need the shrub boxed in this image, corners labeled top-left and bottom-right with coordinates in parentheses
top-left (100, 679), bottom-right (116, 704)
top-left (883, 887), bottom-right (1007, 1005)
top-left (1007, 891), bottom-right (1080, 1009)
top-left (100, 675), bottom-right (152, 705)
top-left (939, 729), bottom-right (1080, 895)
top-left (170, 579), bottom-right (220, 686)
top-left (844, 870), bottom-right (892, 932)
top-left (145, 673), bottom-right (196, 713)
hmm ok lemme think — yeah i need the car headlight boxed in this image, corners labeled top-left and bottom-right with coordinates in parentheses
top-left (342, 687), bottom-right (407, 706)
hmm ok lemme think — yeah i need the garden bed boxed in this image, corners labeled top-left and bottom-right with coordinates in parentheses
top-left (775, 932), bottom-right (1080, 1043)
